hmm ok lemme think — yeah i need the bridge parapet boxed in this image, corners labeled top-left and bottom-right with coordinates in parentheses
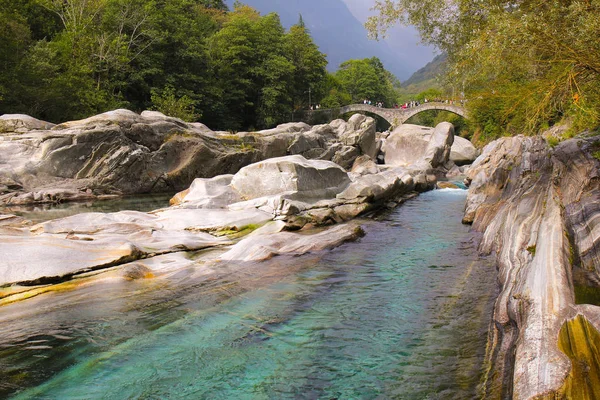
top-left (305, 102), bottom-right (468, 127)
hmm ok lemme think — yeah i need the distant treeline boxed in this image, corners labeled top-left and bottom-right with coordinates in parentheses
top-left (0, 0), bottom-right (402, 130)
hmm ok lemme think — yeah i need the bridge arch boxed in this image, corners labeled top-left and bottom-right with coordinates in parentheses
top-left (306, 103), bottom-right (468, 128)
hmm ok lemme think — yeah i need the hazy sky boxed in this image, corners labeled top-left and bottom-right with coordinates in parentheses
top-left (342, 0), bottom-right (436, 72)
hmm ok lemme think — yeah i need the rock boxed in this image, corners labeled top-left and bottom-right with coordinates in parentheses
top-left (333, 203), bottom-right (371, 220)
top-left (463, 133), bottom-right (600, 399)
top-left (413, 174), bottom-right (429, 192)
top-left (350, 155), bottom-right (379, 176)
top-left (450, 136), bottom-right (478, 165)
top-left (332, 145), bottom-right (361, 169)
top-left (121, 263), bottom-right (154, 280)
top-left (219, 223), bottom-right (365, 262)
top-left (383, 124), bottom-right (433, 166)
top-left (0, 110), bottom-right (380, 206)
top-left (306, 207), bottom-right (340, 225)
top-left (287, 133), bottom-right (324, 155)
top-left (0, 235), bottom-right (141, 285)
top-left (0, 214), bottom-right (28, 227)
top-left (230, 155), bottom-right (350, 201)
top-left (338, 114), bottom-right (378, 159)
top-left (445, 162), bottom-right (462, 178)
top-left (384, 123), bottom-right (467, 170)
top-left (337, 169), bottom-right (411, 202)
top-left (0, 209), bottom-right (230, 286)
top-left (0, 114), bottom-right (55, 132)
top-left (154, 208), bottom-right (272, 232)
top-left (422, 122), bottom-right (454, 168)
top-left (253, 122), bottom-right (311, 136)
top-left (170, 175), bottom-right (241, 209)
top-left (436, 181), bottom-right (460, 189)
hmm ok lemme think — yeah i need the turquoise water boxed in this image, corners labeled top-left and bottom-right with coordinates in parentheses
top-left (0, 189), bottom-right (496, 399)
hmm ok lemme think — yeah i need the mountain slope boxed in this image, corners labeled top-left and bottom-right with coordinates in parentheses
top-left (398, 53), bottom-right (447, 96)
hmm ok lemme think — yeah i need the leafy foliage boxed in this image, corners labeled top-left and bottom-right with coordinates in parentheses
top-left (368, 0), bottom-right (600, 141)
top-left (322, 57), bottom-right (399, 108)
top-left (0, 0), bottom-right (327, 130)
top-left (151, 85), bottom-right (199, 122)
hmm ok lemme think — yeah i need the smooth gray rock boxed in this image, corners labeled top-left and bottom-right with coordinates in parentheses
top-left (332, 145), bottom-right (361, 169)
top-left (337, 169), bottom-right (411, 202)
top-left (230, 155), bottom-right (350, 201)
top-left (0, 210), bottom-right (228, 286)
top-left (450, 136), bottom-right (478, 165)
top-left (219, 223), bottom-right (364, 262)
top-left (383, 124), bottom-right (433, 166)
top-left (170, 175), bottom-right (241, 209)
top-left (422, 122), bottom-right (454, 168)
top-left (339, 114), bottom-right (378, 159)
top-left (350, 155), bottom-right (379, 176)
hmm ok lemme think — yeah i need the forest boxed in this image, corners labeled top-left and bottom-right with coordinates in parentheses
top-left (0, 0), bottom-right (400, 131)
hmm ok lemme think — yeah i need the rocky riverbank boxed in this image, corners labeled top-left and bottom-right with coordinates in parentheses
top-left (0, 110), bottom-right (477, 303)
top-left (0, 111), bottom-right (475, 206)
top-left (464, 133), bottom-right (600, 399)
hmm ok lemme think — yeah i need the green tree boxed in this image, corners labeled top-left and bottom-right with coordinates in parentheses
top-left (283, 18), bottom-right (327, 112)
top-left (320, 73), bottom-right (351, 108)
top-left (367, 0), bottom-right (600, 140)
top-left (151, 85), bottom-right (199, 121)
top-left (334, 57), bottom-right (398, 106)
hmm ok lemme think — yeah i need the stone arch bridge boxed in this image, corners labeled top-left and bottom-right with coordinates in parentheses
top-left (305, 102), bottom-right (468, 128)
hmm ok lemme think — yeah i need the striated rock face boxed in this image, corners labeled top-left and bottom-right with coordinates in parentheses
top-left (0, 110), bottom-right (378, 206)
top-left (464, 134), bottom-right (600, 399)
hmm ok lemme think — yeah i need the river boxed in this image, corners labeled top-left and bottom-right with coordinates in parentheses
top-left (0, 189), bottom-right (497, 399)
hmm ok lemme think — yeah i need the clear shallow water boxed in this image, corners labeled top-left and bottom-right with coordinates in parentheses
top-left (0, 189), bottom-right (497, 399)
top-left (1, 193), bottom-right (174, 223)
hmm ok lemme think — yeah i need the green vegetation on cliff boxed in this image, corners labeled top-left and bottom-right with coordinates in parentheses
top-left (368, 0), bottom-right (600, 143)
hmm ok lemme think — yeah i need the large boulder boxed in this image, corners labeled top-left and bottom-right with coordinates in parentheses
top-left (382, 124), bottom-right (433, 166)
top-left (383, 122), bottom-right (455, 168)
top-left (230, 155), bottom-right (351, 201)
top-left (423, 122), bottom-right (454, 168)
top-left (450, 136), bottom-right (478, 165)
top-left (337, 114), bottom-right (378, 159)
